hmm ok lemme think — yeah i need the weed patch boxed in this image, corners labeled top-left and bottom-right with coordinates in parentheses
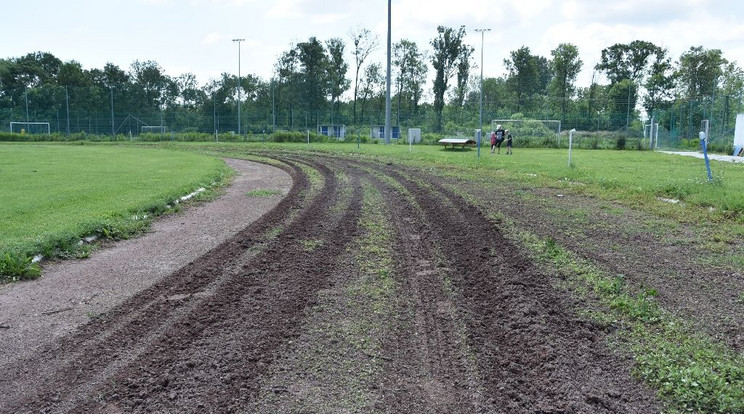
top-left (516, 230), bottom-right (744, 413)
top-left (0, 252), bottom-right (41, 283)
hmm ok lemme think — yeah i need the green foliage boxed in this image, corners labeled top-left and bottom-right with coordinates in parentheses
top-left (0, 252), bottom-right (41, 283)
top-left (616, 136), bottom-right (626, 150)
top-left (430, 25), bottom-right (470, 132)
top-left (632, 324), bottom-right (744, 412)
top-left (0, 44), bottom-right (740, 150)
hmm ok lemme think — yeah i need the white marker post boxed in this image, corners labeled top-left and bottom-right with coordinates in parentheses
top-left (701, 120), bottom-right (713, 182)
top-left (568, 128), bottom-right (576, 167)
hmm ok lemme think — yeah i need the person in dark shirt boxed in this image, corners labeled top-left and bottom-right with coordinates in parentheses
top-left (493, 125), bottom-right (505, 154)
top-left (505, 130), bottom-right (513, 155)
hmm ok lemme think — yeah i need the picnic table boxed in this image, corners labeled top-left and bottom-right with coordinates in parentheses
top-left (438, 138), bottom-right (476, 149)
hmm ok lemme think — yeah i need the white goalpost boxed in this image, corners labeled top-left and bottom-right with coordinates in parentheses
top-left (10, 121), bottom-right (51, 134)
top-left (141, 125), bottom-right (167, 134)
top-left (491, 119), bottom-right (561, 133)
top-left (490, 119), bottom-right (562, 146)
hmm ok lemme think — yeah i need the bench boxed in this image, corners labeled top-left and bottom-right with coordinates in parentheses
top-left (438, 138), bottom-right (476, 149)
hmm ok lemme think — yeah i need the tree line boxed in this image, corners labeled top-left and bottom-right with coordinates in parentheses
top-left (1, 26), bottom-right (742, 143)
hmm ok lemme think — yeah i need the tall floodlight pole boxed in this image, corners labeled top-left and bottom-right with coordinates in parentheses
top-left (233, 38), bottom-right (244, 136)
top-left (474, 28), bottom-right (490, 159)
top-left (213, 92), bottom-right (217, 141)
top-left (272, 78), bottom-right (276, 138)
top-left (110, 88), bottom-right (115, 136)
top-left (65, 86), bottom-right (70, 135)
top-left (25, 89), bottom-right (30, 125)
top-left (384, 0), bottom-right (392, 145)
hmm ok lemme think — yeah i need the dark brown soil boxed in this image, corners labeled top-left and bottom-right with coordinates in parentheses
top-left (0, 153), bottom-right (665, 413)
top-left (457, 176), bottom-right (744, 352)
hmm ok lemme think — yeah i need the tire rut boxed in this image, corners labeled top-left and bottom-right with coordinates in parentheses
top-left (388, 163), bottom-right (661, 413)
top-left (2, 158), bottom-right (336, 413)
top-left (3, 153), bottom-right (665, 413)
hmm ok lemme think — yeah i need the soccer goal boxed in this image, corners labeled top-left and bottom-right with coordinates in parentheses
top-left (141, 125), bottom-right (167, 134)
top-left (491, 119), bottom-right (561, 147)
top-left (10, 121), bottom-right (51, 134)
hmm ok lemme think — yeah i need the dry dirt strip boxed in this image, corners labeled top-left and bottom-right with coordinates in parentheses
top-left (1, 153), bottom-right (662, 413)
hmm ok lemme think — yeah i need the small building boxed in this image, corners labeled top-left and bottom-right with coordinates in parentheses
top-left (318, 125), bottom-right (346, 139)
top-left (371, 125), bottom-right (400, 139)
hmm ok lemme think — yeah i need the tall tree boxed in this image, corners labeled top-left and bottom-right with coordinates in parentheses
top-left (325, 37), bottom-right (350, 124)
top-left (296, 37), bottom-right (331, 125)
top-left (595, 40), bottom-right (664, 129)
top-left (549, 43), bottom-right (582, 122)
top-left (504, 46), bottom-right (541, 112)
top-left (430, 25), bottom-right (468, 132)
top-left (595, 40), bottom-right (663, 85)
top-left (349, 28), bottom-right (378, 124)
top-left (275, 45), bottom-right (302, 128)
top-left (676, 46), bottom-right (726, 99)
top-left (642, 48), bottom-right (675, 118)
top-left (393, 40), bottom-right (427, 118)
top-left (719, 61), bottom-right (744, 131)
top-left (130, 60), bottom-right (171, 111)
top-left (453, 42), bottom-right (474, 109)
top-left (175, 73), bottom-right (203, 108)
top-left (358, 62), bottom-right (385, 124)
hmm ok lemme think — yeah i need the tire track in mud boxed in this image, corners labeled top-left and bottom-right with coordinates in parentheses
top-left (3, 153), bottom-right (662, 413)
top-left (348, 161), bottom-right (484, 413)
top-left (80, 159), bottom-right (364, 413)
top-left (310, 154), bottom-right (660, 412)
top-left (2, 157), bottom-right (361, 413)
top-left (375, 162), bottom-right (661, 413)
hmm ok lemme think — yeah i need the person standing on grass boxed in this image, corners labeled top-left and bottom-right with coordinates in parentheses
top-left (505, 130), bottom-right (513, 155)
top-left (490, 130), bottom-right (497, 153)
top-left (493, 124), bottom-right (505, 154)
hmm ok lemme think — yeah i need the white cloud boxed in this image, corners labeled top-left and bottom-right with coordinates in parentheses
top-left (266, 0), bottom-right (304, 19)
top-left (201, 33), bottom-right (224, 45)
top-left (309, 12), bottom-right (351, 26)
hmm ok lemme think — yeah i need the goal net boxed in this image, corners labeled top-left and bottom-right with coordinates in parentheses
top-left (490, 119), bottom-right (561, 147)
top-left (141, 125), bottom-right (167, 134)
top-left (10, 121), bottom-right (51, 134)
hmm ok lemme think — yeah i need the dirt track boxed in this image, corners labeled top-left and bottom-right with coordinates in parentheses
top-left (0, 152), bottom-right (664, 413)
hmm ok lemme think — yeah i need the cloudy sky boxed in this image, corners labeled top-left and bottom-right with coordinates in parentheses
top-left (3, 0), bottom-right (743, 94)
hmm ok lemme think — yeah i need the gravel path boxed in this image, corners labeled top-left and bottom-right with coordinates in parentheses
top-left (0, 158), bottom-right (291, 372)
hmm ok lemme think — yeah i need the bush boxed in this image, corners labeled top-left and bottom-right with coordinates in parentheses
top-left (616, 136), bottom-right (627, 150)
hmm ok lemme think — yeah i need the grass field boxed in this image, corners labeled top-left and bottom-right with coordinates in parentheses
top-left (0, 142), bottom-right (228, 279)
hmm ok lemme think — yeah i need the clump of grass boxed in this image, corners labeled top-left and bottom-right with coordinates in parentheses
top-left (299, 238), bottom-right (324, 251)
top-left (0, 252), bottom-right (41, 283)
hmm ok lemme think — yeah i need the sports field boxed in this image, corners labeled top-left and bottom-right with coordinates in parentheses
top-left (2, 142), bottom-right (744, 412)
top-left (0, 143), bottom-right (228, 266)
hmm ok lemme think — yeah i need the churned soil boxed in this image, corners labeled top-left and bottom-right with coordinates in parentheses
top-left (457, 172), bottom-right (744, 352)
top-left (0, 152), bottom-right (666, 413)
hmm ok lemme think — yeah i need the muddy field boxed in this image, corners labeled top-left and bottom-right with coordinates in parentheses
top-left (7, 150), bottom-right (740, 412)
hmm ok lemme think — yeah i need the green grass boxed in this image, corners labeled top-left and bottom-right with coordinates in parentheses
top-left (0, 142), bottom-right (228, 280)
